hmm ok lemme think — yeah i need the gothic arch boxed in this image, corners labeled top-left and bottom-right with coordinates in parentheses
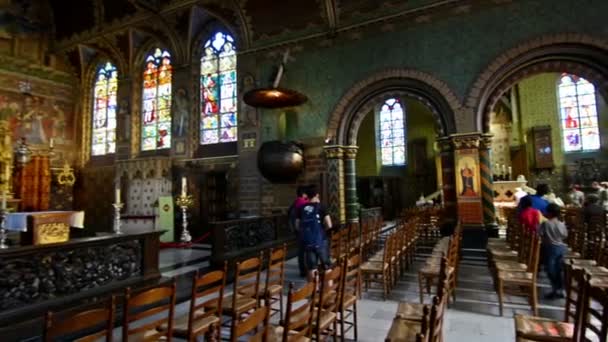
top-left (465, 33), bottom-right (608, 133)
top-left (326, 69), bottom-right (460, 145)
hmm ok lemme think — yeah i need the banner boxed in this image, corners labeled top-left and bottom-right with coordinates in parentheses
top-left (158, 196), bottom-right (174, 242)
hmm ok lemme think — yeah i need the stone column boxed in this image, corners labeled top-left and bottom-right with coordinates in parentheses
top-left (436, 137), bottom-right (457, 222)
top-left (324, 145), bottom-right (345, 224)
top-left (480, 134), bottom-right (498, 234)
top-left (343, 146), bottom-right (359, 223)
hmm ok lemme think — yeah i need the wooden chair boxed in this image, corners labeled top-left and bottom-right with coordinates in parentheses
top-left (122, 283), bottom-right (176, 342)
top-left (223, 254), bottom-right (263, 340)
top-left (514, 267), bottom-right (587, 342)
top-left (580, 282), bottom-right (608, 342)
top-left (361, 233), bottom-right (392, 300)
top-left (398, 257), bottom-right (448, 322)
top-left (496, 233), bottom-right (541, 316)
top-left (426, 292), bottom-right (447, 342)
top-left (259, 244), bottom-right (287, 320)
top-left (279, 280), bottom-right (317, 341)
top-left (385, 302), bottom-right (430, 342)
top-left (313, 266), bottom-right (341, 341)
top-left (338, 254), bottom-right (360, 340)
top-left (418, 237), bottom-right (456, 304)
top-left (230, 305), bottom-right (271, 342)
top-left (168, 263), bottom-right (226, 341)
top-left (44, 296), bottom-right (115, 342)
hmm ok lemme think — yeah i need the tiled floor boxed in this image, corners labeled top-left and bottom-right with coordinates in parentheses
top-left (153, 241), bottom-right (568, 341)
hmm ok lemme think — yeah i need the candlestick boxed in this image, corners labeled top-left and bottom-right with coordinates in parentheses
top-left (115, 187), bottom-right (121, 204)
top-left (181, 177), bottom-right (187, 197)
top-left (49, 138), bottom-right (54, 149)
top-left (508, 166), bottom-right (513, 181)
top-left (0, 209), bottom-right (7, 249)
top-left (176, 194), bottom-right (194, 243)
top-left (112, 202), bottom-right (124, 234)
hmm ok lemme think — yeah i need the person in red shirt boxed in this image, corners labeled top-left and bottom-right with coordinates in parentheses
top-left (519, 195), bottom-right (542, 233)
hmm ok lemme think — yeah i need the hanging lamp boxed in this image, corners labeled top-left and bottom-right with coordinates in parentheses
top-left (243, 50), bottom-right (308, 108)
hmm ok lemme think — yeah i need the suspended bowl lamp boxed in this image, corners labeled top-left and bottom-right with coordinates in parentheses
top-left (243, 50), bottom-right (308, 108)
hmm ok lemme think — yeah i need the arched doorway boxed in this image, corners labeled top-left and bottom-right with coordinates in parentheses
top-left (325, 69), bottom-right (460, 222)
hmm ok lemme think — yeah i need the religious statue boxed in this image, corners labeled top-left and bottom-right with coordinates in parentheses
top-left (460, 163), bottom-right (477, 196)
top-left (173, 88), bottom-right (188, 137)
top-left (118, 99), bottom-right (131, 141)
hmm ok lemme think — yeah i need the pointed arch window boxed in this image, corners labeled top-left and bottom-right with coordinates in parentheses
top-left (141, 48), bottom-right (172, 151)
top-left (200, 32), bottom-right (237, 145)
top-left (558, 74), bottom-right (600, 152)
top-left (92, 62), bottom-right (118, 156)
top-left (379, 98), bottom-right (406, 166)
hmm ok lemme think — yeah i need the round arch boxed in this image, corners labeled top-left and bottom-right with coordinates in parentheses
top-left (326, 69), bottom-right (460, 145)
top-left (465, 34), bottom-right (608, 133)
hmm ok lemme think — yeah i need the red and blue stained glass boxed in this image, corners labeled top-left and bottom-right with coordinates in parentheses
top-left (92, 62), bottom-right (118, 156)
top-left (142, 48), bottom-right (172, 151)
top-left (379, 98), bottom-right (406, 166)
top-left (558, 74), bottom-right (600, 152)
top-left (201, 32), bottom-right (237, 145)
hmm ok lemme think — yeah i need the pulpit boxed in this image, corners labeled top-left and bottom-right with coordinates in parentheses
top-left (4, 211), bottom-right (84, 245)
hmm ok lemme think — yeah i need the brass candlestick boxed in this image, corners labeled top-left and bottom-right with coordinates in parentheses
top-left (113, 202), bottom-right (124, 234)
top-left (175, 194), bottom-right (193, 243)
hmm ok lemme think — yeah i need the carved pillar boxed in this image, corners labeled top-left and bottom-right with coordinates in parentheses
top-left (115, 76), bottom-right (133, 160)
top-left (436, 137), bottom-right (457, 222)
top-left (480, 134), bottom-right (498, 230)
top-left (324, 146), bottom-right (345, 224)
top-left (343, 146), bottom-right (359, 223)
top-left (170, 64), bottom-right (192, 157)
top-left (452, 133), bottom-right (484, 225)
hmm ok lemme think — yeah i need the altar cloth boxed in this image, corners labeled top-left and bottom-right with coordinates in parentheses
top-left (4, 211), bottom-right (85, 232)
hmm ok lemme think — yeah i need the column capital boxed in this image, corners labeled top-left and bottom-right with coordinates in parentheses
top-left (324, 145), bottom-right (344, 159)
top-left (450, 132), bottom-right (482, 150)
top-left (342, 146), bottom-right (359, 160)
top-left (436, 136), bottom-right (453, 153)
top-left (479, 133), bottom-right (493, 150)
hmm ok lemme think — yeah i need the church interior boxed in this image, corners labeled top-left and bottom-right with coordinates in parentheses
top-left (1, 0), bottom-right (608, 341)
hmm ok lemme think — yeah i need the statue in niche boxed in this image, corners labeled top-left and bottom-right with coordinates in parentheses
top-left (240, 75), bottom-right (258, 129)
top-left (173, 88), bottom-right (188, 137)
top-left (118, 99), bottom-right (130, 141)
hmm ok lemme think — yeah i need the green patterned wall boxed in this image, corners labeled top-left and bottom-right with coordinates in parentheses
top-left (255, 0), bottom-right (608, 141)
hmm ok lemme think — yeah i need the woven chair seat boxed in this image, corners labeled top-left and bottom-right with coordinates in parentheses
top-left (498, 270), bottom-right (533, 284)
top-left (395, 302), bottom-right (427, 322)
top-left (570, 259), bottom-right (597, 266)
top-left (274, 326), bottom-right (310, 342)
top-left (571, 264), bottom-right (608, 275)
top-left (158, 311), bottom-right (219, 337)
top-left (385, 318), bottom-right (423, 342)
top-left (495, 260), bottom-right (528, 272)
top-left (361, 261), bottom-right (388, 272)
top-left (514, 314), bottom-right (574, 341)
top-left (419, 264), bottom-right (454, 276)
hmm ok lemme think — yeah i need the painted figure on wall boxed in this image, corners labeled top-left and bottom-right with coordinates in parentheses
top-left (460, 163), bottom-right (477, 196)
top-left (118, 99), bottom-right (130, 141)
top-left (173, 88), bottom-right (188, 137)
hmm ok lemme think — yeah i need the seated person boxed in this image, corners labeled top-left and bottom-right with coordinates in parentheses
top-left (567, 184), bottom-right (585, 208)
top-left (583, 194), bottom-right (605, 224)
top-left (518, 183), bottom-right (550, 216)
top-left (518, 195), bottom-right (542, 233)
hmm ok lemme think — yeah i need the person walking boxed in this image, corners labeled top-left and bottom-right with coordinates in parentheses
top-left (288, 185), bottom-right (309, 277)
top-left (538, 203), bottom-right (568, 299)
top-left (296, 186), bottom-right (332, 280)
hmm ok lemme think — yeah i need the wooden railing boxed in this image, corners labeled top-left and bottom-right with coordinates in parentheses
top-left (209, 214), bottom-right (291, 267)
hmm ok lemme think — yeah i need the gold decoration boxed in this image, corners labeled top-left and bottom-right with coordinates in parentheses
top-left (35, 223), bottom-right (70, 244)
top-left (175, 194), bottom-right (194, 208)
top-left (324, 145), bottom-right (344, 159)
top-left (343, 146), bottom-right (359, 160)
top-left (451, 133), bottom-right (481, 150)
top-left (57, 162), bottom-right (76, 186)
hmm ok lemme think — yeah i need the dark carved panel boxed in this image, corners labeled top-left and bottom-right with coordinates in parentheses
top-left (0, 240), bottom-right (141, 310)
top-left (223, 217), bottom-right (277, 252)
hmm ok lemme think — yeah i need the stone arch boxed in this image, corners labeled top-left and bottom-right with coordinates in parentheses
top-left (465, 33), bottom-right (608, 132)
top-left (326, 69), bottom-right (461, 145)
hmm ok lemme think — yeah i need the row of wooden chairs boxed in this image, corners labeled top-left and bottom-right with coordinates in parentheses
top-left (385, 257), bottom-right (450, 342)
top-left (360, 218), bottom-right (420, 300)
top-left (562, 207), bottom-right (607, 261)
top-left (401, 206), bottom-right (444, 244)
top-left (418, 224), bottom-right (462, 305)
top-left (513, 264), bottom-right (608, 342)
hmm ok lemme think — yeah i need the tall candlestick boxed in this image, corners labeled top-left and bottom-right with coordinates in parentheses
top-left (115, 187), bottom-right (121, 204)
top-left (181, 177), bottom-right (187, 197)
top-left (49, 138), bottom-right (54, 149)
top-left (1, 189), bottom-right (6, 210)
top-left (508, 166), bottom-right (513, 180)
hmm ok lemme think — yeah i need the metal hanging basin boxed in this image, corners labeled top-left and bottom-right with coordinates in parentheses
top-left (243, 87), bottom-right (307, 109)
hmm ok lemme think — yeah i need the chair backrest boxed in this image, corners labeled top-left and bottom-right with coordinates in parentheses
top-left (527, 234), bottom-right (542, 278)
top-left (234, 254), bottom-right (263, 303)
top-left (284, 280), bottom-right (317, 341)
top-left (436, 257), bottom-right (448, 298)
top-left (580, 283), bottom-right (608, 342)
top-left (341, 253), bottom-right (361, 303)
top-left (231, 305), bottom-right (270, 342)
top-left (45, 296), bottom-right (115, 342)
top-left (330, 231), bottom-right (341, 260)
top-left (428, 293), bottom-right (446, 342)
top-left (122, 283), bottom-right (176, 342)
top-left (187, 262), bottom-right (227, 339)
top-left (318, 265), bottom-right (342, 315)
top-left (564, 266), bottom-right (589, 341)
top-left (383, 234), bottom-right (393, 265)
top-left (265, 244), bottom-right (287, 295)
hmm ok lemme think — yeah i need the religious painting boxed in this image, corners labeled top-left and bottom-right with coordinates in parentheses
top-left (455, 152), bottom-right (480, 198)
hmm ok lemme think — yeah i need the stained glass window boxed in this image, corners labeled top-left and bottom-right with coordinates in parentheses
top-left (200, 32), bottom-right (237, 145)
top-left (558, 74), bottom-right (600, 152)
top-left (379, 98), bottom-right (406, 166)
top-left (141, 48), bottom-right (172, 151)
top-left (92, 62), bottom-right (118, 156)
